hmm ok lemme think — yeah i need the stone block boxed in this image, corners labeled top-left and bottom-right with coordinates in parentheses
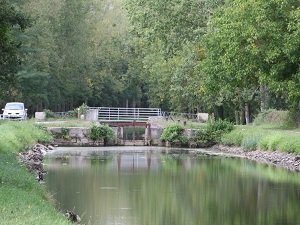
top-left (197, 113), bottom-right (209, 121)
top-left (35, 112), bottom-right (46, 120)
top-left (85, 109), bottom-right (98, 121)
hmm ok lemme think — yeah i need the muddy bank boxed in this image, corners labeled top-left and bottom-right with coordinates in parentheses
top-left (213, 144), bottom-right (300, 172)
top-left (18, 143), bottom-right (52, 182)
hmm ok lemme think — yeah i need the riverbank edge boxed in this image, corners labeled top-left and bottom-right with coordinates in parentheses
top-left (212, 144), bottom-right (300, 172)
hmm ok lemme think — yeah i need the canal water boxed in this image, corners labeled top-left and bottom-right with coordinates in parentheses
top-left (44, 147), bottom-right (300, 225)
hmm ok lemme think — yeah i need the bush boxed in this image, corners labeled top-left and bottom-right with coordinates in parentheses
top-left (194, 119), bottom-right (234, 145)
top-left (253, 109), bottom-right (288, 126)
top-left (193, 129), bottom-right (222, 144)
top-left (64, 110), bottom-right (77, 118)
top-left (78, 103), bottom-right (89, 116)
top-left (90, 124), bottom-right (114, 145)
top-left (206, 118), bottom-right (234, 133)
top-left (51, 127), bottom-right (71, 140)
top-left (43, 109), bottom-right (57, 119)
top-left (160, 124), bottom-right (188, 144)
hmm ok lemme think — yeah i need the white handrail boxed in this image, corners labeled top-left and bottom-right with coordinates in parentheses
top-left (89, 107), bottom-right (162, 121)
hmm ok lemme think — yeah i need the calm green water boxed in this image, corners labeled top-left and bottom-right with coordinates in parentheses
top-left (44, 147), bottom-right (300, 225)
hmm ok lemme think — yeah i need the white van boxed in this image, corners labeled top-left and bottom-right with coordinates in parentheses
top-left (2, 102), bottom-right (28, 120)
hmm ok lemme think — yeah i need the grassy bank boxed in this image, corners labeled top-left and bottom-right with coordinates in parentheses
top-left (221, 125), bottom-right (300, 154)
top-left (157, 110), bottom-right (300, 154)
top-left (220, 110), bottom-right (300, 154)
top-left (0, 120), bottom-right (71, 225)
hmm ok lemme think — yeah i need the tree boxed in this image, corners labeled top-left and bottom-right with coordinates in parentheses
top-left (125, 0), bottom-right (222, 57)
top-left (200, 0), bottom-right (300, 124)
top-left (0, 0), bottom-right (30, 100)
top-left (19, 0), bottom-right (132, 111)
top-left (125, 0), bottom-right (223, 112)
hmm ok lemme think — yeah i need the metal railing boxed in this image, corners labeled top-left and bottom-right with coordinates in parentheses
top-left (89, 107), bottom-right (162, 122)
top-left (161, 111), bottom-right (198, 121)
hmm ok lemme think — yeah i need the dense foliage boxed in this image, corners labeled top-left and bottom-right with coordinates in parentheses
top-left (0, 0), bottom-right (30, 95)
top-left (160, 123), bottom-right (189, 144)
top-left (1, 0), bottom-right (300, 126)
top-left (193, 119), bottom-right (234, 145)
top-left (90, 123), bottom-right (114, 145)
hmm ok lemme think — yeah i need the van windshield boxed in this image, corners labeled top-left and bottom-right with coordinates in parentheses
top-left (5, 103), bottom-right (24, 110)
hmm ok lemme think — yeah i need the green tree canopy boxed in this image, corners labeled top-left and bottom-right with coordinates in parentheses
top-left (200, 0), bottom-right (300, 124)
top-left (0, 0), bottom-right (30, 86)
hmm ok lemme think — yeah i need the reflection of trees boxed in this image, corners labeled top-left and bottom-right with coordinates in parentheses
top-left (45, 154), bottom-right (300, 225)
top-left (131, 157), bottom-right (300, 225)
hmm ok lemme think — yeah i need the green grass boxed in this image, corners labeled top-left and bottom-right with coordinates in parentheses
top-left (0, 120), bottom-right (71, 225)
top-left (0, 120), bottom-right (52, 153)
top-left (221, 125), bottom-right (300, 154)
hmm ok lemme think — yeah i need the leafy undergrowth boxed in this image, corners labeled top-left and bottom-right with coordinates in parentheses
top-left (0, 121), bottom-right (71, 225)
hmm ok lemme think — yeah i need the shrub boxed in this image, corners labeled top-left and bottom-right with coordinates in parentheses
top-left (194, 119), bottom-right (234, 145)
top-left (64, 110), bottom-right (77, 118)
top-left (160, 124), bottom-right (188, 144)
top-left (253, 109), bottom-right (288, 126)
top-left (90, 124), bottom-right (114, 145)
top-left (206, 118), bottom-right (234, 133)
top-left (43, 109), bottom-right (57, 119)
top-left (78, 103), bottom-right (89, 116)
top-left (51, 127), bottom-right (71, 140)
top-left (193, 129), bottom-right (222, 144)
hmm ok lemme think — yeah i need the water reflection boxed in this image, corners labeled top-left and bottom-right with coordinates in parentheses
top-left (44, 147), bottom-right (300, 225)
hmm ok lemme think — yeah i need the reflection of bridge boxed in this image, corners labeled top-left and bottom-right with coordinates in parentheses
top-left (89, 107), bottom-right (162, 122)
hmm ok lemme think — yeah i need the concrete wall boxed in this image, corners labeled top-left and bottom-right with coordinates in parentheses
top-left (47, 126), bottom-right (197, 147)
top-left (48, 126), bottom-right (165, 146)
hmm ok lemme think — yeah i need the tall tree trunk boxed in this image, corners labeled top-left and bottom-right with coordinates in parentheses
top-left (260, 84), bottom-right (269, 111)
top-left (235, 111), bottom-right (240, 125)
top-left (245, 102), bottom-right (250, 125)
top-left (239, 102), bottom-right (245, 125)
